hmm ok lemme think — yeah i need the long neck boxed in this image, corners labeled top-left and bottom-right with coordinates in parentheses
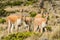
top-left (45, 13), bottom-right (49, 24)
top-left (23, 16), bottom-right (26, 21)
top-left (41, 9), bottom-right (44, 14)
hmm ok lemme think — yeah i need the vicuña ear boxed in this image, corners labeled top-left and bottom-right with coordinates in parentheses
top-left (40, 8), bottom-right (45, 14)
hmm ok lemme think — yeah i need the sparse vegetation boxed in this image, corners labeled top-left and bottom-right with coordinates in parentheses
top-left (0, 9), bottom-right (16, 17)
top-left (7, 1), bottom-right (23, 6)
top-left (30, 11), bottom-right (37, 17)
top-left (1, 32), bottom-right (34, 40)
top-left (51, 29), bottom-right (60, 40)
top-left (0, 9), bottom-right (8, 17)
top-left (0, 0), bottom-right (60, 40)
top-left (24, 1), bottom-right (33, 6)
top-left (0, 18), bottom-right (6, 24)
top-left (46, 26), bottom-right (52, 31)
top-left (24, 0), bottom-right (38, 6)
top-left (0, 27), bottom-right (3, 31)
top-left (0, 0), bottom-right (38, 8)
top-left (27, 0), bottom-right (38, 3)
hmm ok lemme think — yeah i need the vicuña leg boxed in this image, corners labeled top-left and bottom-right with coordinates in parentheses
top-left (34, 25), bottom-right (38, 32)
top-left (8, 20), bottom-right (11, 33)
top-left (11, 24), bottom-right (14, 33)
top-left (15, 23), bottom-right (18, 32)
top-left (15, 19), bottom-right (21, 32)
top-left (40, 27), bottom-right (43, 33)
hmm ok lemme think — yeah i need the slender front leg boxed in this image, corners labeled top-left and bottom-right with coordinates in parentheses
top-left (11, 24), bottom-right (14, 33)
top-left (44, 27), bottom-right (47, 32)
top-left (39, 25), bottom-right (43, 33)
top-left (34, 25), bottom-right (38, 32)
top-left (15, 23), bottom-right (18, 32)
top-left (42, 23), bottom-right (46, 32)
top-left (26, 25), bottom-right (29, 32)
top-left (15, 19), bottom-right (20, 32)
top-left (23, 22), bottom-right (28, 31)
top-left (40, 28), bottom-right (43, 33)
top-left (8, 20), bottom-right (11, 33)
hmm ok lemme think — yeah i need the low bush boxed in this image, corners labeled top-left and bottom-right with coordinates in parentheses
top-left (24, 1), bottom-right (33, 6)
top-left (0, 9), bottom-right (16, 17)
top-left (0, 1), bottom-right (23, 8)
top-left (29, 11), bottom-right (37, 17)
top-left (24, 0), bottom-right (38, 6)
top-left (7, 11), bottom-right (16, 13)
top-left (46, 26), bottom-right (52, 31)
top-left (0, 27), bottom-right (3, 31)
top-left (0, 0), bottom-right (38, 8)
top-left (7, 1), bottom-right (23, 6)
top-left (0, 18), bottom-right (6, 24)
top-left (0, 9), bottom-right (8, 17)
top-left (1, 32), bottom-right (34, 40)
top-left (27, 0), bottom-right (38, 3)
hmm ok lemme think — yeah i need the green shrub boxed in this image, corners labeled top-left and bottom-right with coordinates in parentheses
top-left (42, 15), bottom-right (45, 18)
top-left (7, 11), bottom-right (16, 13)
top-left (2, 32), bottom-right (34, 40)
top-left (0, 9), bottom-right (15, 17)
top-left (0, 0), bottom-right (38, 8)
top-left (0, 9), bottom-right (8, 17)
top-left (24, 0), bottom-right (38, 6)
top-left (7, 1), bottom-right (23, 6)
top-left (0, 3), bottom-right (7, 8)
top-left (30, 11), bottom-right (37, 17)
top-left (0, 27), bottom-right (3, 31)
top-left (46, 26), bottom-right (52, 31)
top-left (13, 1), bottom-right (23, 6)
top-left (27, 0), bottom-right (38, 3)
top-left (0, 18), bottom-right (6, 23)
top-left (24, 1), bottom-right (33, 6)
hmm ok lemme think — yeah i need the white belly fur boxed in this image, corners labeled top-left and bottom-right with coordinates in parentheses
top-left (17, 19), bottom-right (22, 25)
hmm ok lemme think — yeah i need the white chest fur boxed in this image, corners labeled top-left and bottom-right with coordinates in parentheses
top-left (41, 22), bottom-right (46, 28)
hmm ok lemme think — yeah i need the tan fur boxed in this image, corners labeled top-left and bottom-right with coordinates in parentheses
top-left (7, 15), bottom-right (22, 23)
top-left (33, 14), bottom-right (47, 32)
top-left (25, 17), bottom-right (32, 22)
top-left (23, 16), bottom-right (32, 32)
top-left (35, 14), bottom-right (42, 18)
top-left (6, 14), bottom-right (23, 33)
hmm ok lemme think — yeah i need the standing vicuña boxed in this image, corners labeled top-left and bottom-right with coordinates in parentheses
top-left (23, 16), bottom-right (32, 32)
top-left (6, 14), bottom-right (23, 33)
top-left (33, 13), bottom-right (48, 33)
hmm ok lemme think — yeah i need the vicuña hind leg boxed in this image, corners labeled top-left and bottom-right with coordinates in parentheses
top-left (15, 23), bottom-right (18, 32)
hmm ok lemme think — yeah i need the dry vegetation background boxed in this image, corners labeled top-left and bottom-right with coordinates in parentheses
top-left (0, 0), bottom-right (60, 40)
